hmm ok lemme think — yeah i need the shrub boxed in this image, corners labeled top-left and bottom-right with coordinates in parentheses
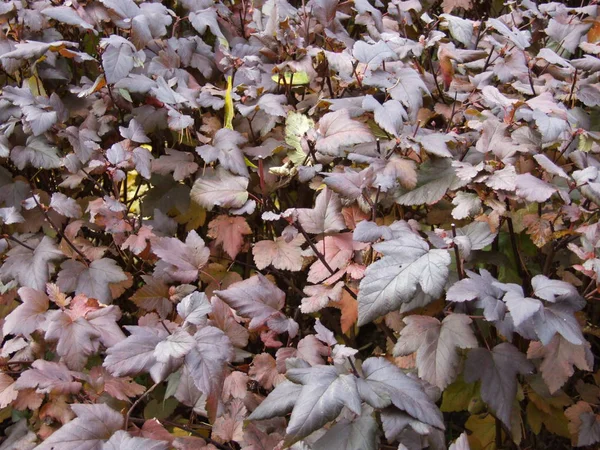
top-left (0, 0), bottom-right (599, 448)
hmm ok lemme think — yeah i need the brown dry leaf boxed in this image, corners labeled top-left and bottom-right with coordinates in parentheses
top-left (328, 289), bottom-right (358, 334)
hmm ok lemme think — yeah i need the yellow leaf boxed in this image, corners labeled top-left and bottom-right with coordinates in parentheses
top-left (466, 413), bottom-right (499, 450)
top-left (224, 75), bottom-right (234, 130)
top-left (272, 71), bottom-right (310, 86)
top-left (441, 376), bottom-right (478, 412)
top-left (175, 200), bottom-right (206, 231)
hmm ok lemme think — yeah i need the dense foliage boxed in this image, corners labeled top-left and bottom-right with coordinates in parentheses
top-left (0, 0), bottom-right (599, 448)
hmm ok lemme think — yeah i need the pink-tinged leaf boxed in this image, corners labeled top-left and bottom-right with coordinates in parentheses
top-left (394, 314), bottom-right (478, 390)
top-left (190, 167), bottom-right (249, 211)
top-left (11, 136), bottom-right (62, 170)
top-left (212, 400), bottom-right (246, 444)
top-left (222, 371), bottom-right (249, 401)
top-left (36, 403), bottom-right (123, 450)
top-left (86, 305), bottom-right (126, 348)
top-left (315, 109), bottom-right (374, 156)
top-left (296, 335), bottom-right (329, 366)
top-left (300, 282), bottom-right (343, 314)
top-left (253, 235), bottom-right (305, 272)
top-left (154, 328), bottom-right (196, 365)
top-left (151, 230), bottom-right (210, 283)
top-left (515, 173), bottom-right (557, 202)
top-left (87, 366), bottom-right (145, 401)
top-left (184, 326), bottom-right (234, 420)
top-left (464, 343), bottom-right (534, 428)
top-left (122, 225), bottom-right (154, 255)
top-left (207, 215), bottom-right (252, 259)
top-left (249, 353), bottom-right (280, 390)
top-left (152, 148), bottom-right (199, 181)
top-left (103, 325), bottom-right (172, 383)
top-left (177, 292), bottom-right (212, 326)
top-left (50, 192), bottom-right (82, 218)
top-left (0, 374), bottom-right (18, 408)
top-left (15, 360), bottom-right (82, 394)
top-left (209, 296), bottom-right (249, 348)
top-left (45, 310), bottom-right (101, 370)
top-left (57, 258), bottom-right (128, 304)
top-left (0, 235), bottom-right (63, 291)
top-left (323, 167), bottom-right (375, 201)
top-left (527, 335), bottom-right (593, 394)
top-left (104, 430), bottom-right (169, 450)
top-left (475, 116), bottom-right (520, 161)
top-left (196, 128), bottom-right (248, 177)
top-left (243, 422), bottom-right (283, 450)
top-left (314, 319), bottom-right (337, 347)
top-left (307, 233), bottom-right (365, 283)
top-left (565, 401), bottom-right (600, 447)
top-left (296, 188), bottom-right (346, 234)
top-left (215, 274), bottom-right (299, 338)
top-left (130, 275), bottom-right (173, 319)
top-left (449, 432), bottom-right (471, 450)
top-left (3, 287), bottom-right (49, 337)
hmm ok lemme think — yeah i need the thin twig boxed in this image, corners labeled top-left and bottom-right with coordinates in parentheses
top-left (125, 381), bottom-right (161, 431)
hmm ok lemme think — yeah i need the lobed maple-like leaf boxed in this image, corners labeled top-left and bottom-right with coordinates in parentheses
top-left (3, 287), bottom-right (49, 337)
top-left (394, 314), bottom-right (478, 390)
top-left (190, 167), bottom-right (249, 211)
top-left (357, 357), bottom-right (444, 429)
top-left (151, 230), bottom-right (210, 283)
top-left (283, 365), bottom-right (362, 445)
top-left (57, 258), bottom-right (128, 305)
top-left (253, 235), bottom-right (305, 271)
top-left (464, 343), bottom-right (534, 428)
top-left (207, 215), bottom-right (252, 259)
top-left (358, 229), bottom-right (450, 325)
top-left (312, 404), bottom-right (380, 450)
top-left (528, 335), bottom-right (593, 394)
top-left (315, 109), bottom-right (374, 156)
top-left (214, 274), bottom-right (298, 337)
top-left (0, 235), bottom-right (63, 291)
top-left (15, 360), bottom-right (82, 395)
top-left (296, 187), bottom-right (346, 234)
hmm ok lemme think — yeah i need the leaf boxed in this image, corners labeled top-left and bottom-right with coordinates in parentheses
top-left (527, 335), bottom-right (593, 394)
top-left (248, 380), bottom-right (302, 421)
top-left (190, 167), bottom-right (249, 211)
top-left (0, 374), bottom-right (18, 408)
top-left (284, 365), bottom-right (362, 445)
top-left (296, 187), bottom-right (346, 234)
top-left (565, 401), bottom-right (600, 447)
top-left (36, 403), bottom-right (123, 450)
top-left (103, 325), bottom-right (171, 383)
top-left (394, 314), bottom-right (478, 390)
top-left (50, 192), bottom-right (82, 218)
top-left (184, 326), bottom-right (233, 404)
top-left (3, 287), bottom-right (49, 337)
top-left (11, 136), bottom-right (62, 169)
top-left (45, 309), bottom-right (103, 370)
top-left (449, 432), bottom-right (471, 450)
top-left (253, 235), bottom-right (305, 271)
top-left (312, 404), bottom-right (379, 450)
top-left (315, 109), bottom-right (374, 156)
top-left (177, 291), bottom-right (212, 326)
top-left (531, 274), bottom-right (582, 303)
top-left (515, 173), bottom-right (557, 202)
top-left (130, 275), bottom-right (172, 318)
top-left (357, 357), bottom-right (444, 429)
top-left (15, 360), bottom-right (82, 395)
top-left (151, 230), bottom-right (210, 283)
top-left (103, 430), bottom-right (169, 450)
top-left (452, 192), bottom-right (482, 220)
top-left (464, 343), bottom-right (534, 428)
top-left (207, 215), bottom-right (252, 259)
top-left (215, 274), bottom-right (299, 337)
top-left (57, 258), bottom-right (128, 304)
top-left (196, 129), bottom-right (248, 177)
top-left (41, 6), bottom-right (94, 31)
top-left (362, 95), bottom-right (406, 137)
top-left (353, 41), bottom-right (396, 68)
top-left (152, 149), bottom-right (199, 181)
top-left (358, 231), bottom-right (451, 325)
top-left (0, 236), bottom-right (63, 291)
top-left (396, 159), bottom-right (464, 206)
top-left (101, 36), bottom-right (137, 84)
top-left (475, 116), bottom-right (520, 161)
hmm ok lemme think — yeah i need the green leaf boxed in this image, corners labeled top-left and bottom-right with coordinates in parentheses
top-left (272, 71), bottom-right (310, 85)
